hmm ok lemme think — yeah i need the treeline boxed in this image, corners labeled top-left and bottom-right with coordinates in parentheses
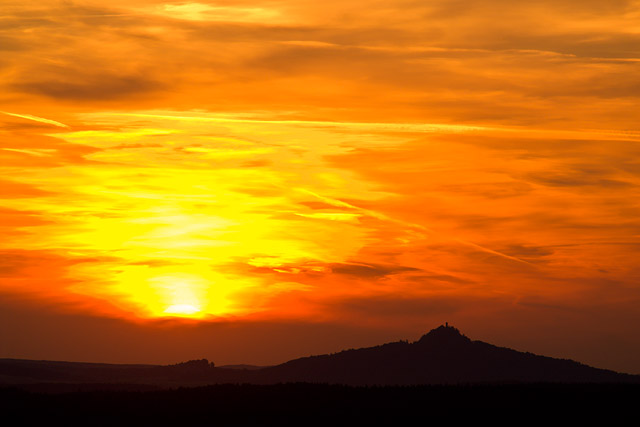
top-left (1, 383), bottom-right (638, 425)
top-left (167, 358), bottom-right (215, 369)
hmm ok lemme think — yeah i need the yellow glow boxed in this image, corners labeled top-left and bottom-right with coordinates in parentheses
top-left (3, 106), bottom-right (636, 322)
top-left (1, 111), bottom-right (383, 319)
top-left (164, 304), bottom-right (201, 316)
top-left (153, 3), bottom-right (282, 22)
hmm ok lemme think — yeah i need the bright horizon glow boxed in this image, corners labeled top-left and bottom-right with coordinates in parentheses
top-left (164, 304), bottom-right (202, 316)
top-left (3, 109), bottom-right (638, 322)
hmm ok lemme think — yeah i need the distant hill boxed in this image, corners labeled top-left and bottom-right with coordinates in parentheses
top-left (1, 325), bottom-right (638, 388)
top-left (256, 324), bottom-right (639, 385)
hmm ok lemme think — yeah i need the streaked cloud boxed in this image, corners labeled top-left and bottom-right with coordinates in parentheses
top-left (153, 3), bottom-right (283, 22)
top-left (1, 111), bottom-right (69, 128)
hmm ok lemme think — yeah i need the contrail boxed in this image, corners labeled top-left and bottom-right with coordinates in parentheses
top-left (94, 111), bottom-right (493, 133)
top-left (299, 188), bottom-right (534, 266)
top-left (1, 111), bottom-right (70, 128)
top-left (90, 111), bottom-right (640, 141)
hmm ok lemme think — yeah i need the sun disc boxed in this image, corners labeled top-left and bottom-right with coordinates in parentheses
top-left (164, 304), bottom-right (201, 316)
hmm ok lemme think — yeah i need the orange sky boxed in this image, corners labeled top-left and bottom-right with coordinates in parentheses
top-left (1, 0), bottom-right (640, 373)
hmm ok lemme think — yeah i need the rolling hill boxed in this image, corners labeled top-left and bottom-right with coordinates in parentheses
top-left (1, 324), bottom-right (637, 388)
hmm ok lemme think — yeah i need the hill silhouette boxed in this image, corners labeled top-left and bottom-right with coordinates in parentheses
top-left (1, 324), bottom-right (637, 388)
top-left (257, 324), bottom-right (638, 384)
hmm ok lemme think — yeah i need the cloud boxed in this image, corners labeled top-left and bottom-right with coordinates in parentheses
top-left (0, 179), bottom-right (54, 198)
top-left (238, 260), bottom-right (419, 280)
top-left (527, 174), bottom-right (634, 188)
top-left (0, 207), bottom-right (52, 228)
top-left (0, 132), bottom-right (101, 168)
top-left (406, 274), bottom-right (474, 285)
top-left (153, 3), bottom-right (283, 23)
top-left (14, 74), bottom-right (162, 101)
top-left (329, 263), bottom-right (419, 278)
top-left (500, 244), bottom-right (554, 259)
top-left (436, 181), bottom-right (534, 199)
top-left (1, 0), bottom-right (638, 128)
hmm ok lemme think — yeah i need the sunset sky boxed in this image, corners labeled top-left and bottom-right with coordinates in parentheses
top-left (2, 0), bottom-right (640, 373)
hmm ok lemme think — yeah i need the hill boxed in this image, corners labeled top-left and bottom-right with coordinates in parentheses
top-left (1, 324), bottom-right (637, 388)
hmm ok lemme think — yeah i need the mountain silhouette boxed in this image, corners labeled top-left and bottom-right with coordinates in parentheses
top-left (1, 324), bottom-right (638, 388)
top-left (253, 324), bottom-right (637, 385)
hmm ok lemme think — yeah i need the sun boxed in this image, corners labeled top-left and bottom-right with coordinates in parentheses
top-left (164, 304), bottom-right (202, 317)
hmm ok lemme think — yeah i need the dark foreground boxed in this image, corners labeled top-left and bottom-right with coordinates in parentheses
top-left (2, 383), bottom-right (638, 425)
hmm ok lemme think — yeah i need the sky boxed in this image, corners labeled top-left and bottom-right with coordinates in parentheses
top-left (1, 0), bottom-right (640, 373)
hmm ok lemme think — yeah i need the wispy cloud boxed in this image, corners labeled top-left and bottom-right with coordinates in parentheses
top-left (2, 111), bottom-right (69, 128)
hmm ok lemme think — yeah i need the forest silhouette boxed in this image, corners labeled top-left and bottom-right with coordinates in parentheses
top-left (2, 324), bottom-right (639, 424)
